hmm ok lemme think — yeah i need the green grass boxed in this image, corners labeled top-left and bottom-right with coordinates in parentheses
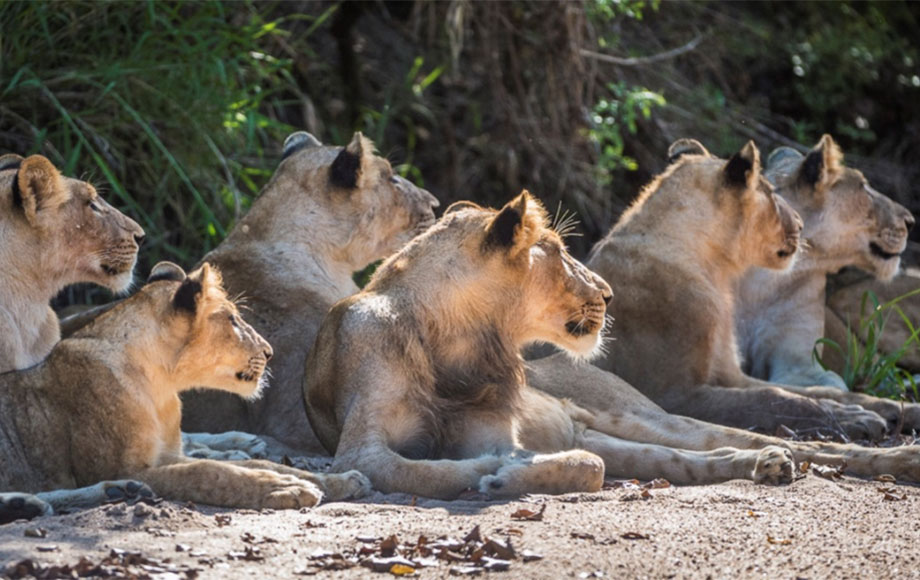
top-left (815, 288), bottom-right (920, 400)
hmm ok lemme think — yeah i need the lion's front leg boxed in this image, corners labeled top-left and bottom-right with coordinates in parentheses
top-left (479, 450), bottom-right (605, 497)
top-left (230, 459), bottom-right (372, 502)
top-left (136, 458), bottom-right (323, 510)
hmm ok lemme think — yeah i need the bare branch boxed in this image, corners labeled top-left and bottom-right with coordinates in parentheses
top-left (579, 36), bottom-right (704, 67)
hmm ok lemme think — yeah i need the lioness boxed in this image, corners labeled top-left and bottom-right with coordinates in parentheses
top-left (0, 154), bottom-right (144, 372)
top-left (586, 139), bottom-right (920, 439)
top-left (181, 131), bottom-right (439, 454)
top-left (0, 262), bottom-right (369, 523)
top-left (735, 135), bottom-right (914, 389)
top-left (304, 192), bottom-right (808, 500)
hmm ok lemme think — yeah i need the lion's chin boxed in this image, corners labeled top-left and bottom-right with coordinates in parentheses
top-left (97, 260), bottom-right (137, 295)
top-left (559, 332), bottom-right (605, 363)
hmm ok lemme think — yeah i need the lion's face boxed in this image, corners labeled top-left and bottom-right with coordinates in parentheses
top-left (662, 139), bottom-right (803, 273)
top-left (142, 263), bottom-right (273, 398)
top-left (418, 192), bottom-right (610, 359)
top-left (246, 131), bottom-right (439, 274)
top-left (0, 154), bottom-right (144, 293)
top-left (524, 233), bottom-right (612, 359)
top-left (766, 135), bottom-right (914, 280)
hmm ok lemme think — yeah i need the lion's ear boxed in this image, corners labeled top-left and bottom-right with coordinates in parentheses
top-left (484, 190), bottom-right (543, 255)
top-left (330, 131), bottom-right (374, 190)
top-left (445, 200), bottom-right (482, 214)
top-left (800, 134), bottom-right (842, 191)
top-left (723, 141), bottom-right (761, 190)
top-left (0, 154), bottom-right (23, 172)
top-left (148, 261), bottom-right (187, 284)
top-left (17, 155), bottom-right (69, 224)
top-left (667, 139), bottom-right (709, 164)
top-left (281, 131), bottom-right (322, 161)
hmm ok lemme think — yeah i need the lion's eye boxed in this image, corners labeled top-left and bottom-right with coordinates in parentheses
top-left (88, 201), bottom-right (103, 213)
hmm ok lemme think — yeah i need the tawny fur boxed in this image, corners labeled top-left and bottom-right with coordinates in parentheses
top-left (0, 154), bottom-right (143, 372)
top-left (303, 192), bottom-right (809, 500)
top-left (736, 135), bottom-right (914, 390)
top-left (583, 139), bottom-right (920, 440)
top-left (180, 132), bottom-right (439, 454)
top-left (0, 263), bottom-right (370, 512)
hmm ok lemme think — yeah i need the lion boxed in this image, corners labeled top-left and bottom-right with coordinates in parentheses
top-left (0, 262), bottom-right (369, 523)
top-left (735, 135), bottom-right (915, 390)
top-left (0, 153), bottom-right (144, 373)
top-left (179, 131), bottom-right (439, 455)
top-left (303, 192), bottom-right (812, 500)
top-left (585, 139), bottom-right (920, 440)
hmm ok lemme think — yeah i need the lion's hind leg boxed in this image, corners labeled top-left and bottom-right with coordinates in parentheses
top-left (479, 450), bottom-right (605, 497)
top-left (579, 429), bottom-right (795, 486)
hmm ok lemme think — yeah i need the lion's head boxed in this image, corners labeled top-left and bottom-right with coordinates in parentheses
top-left (111, 262), bottom-right (273, 398)
top-left (0, 154), bottom-right (144, 293)
top-left (234, 131), bottom-right (439, 274)
top-left (372, 191), bottom-right (611, 359)
top-left (651, 139), bottom-right (803, 272)
top-left (765, 134), bottom-right (914, 280)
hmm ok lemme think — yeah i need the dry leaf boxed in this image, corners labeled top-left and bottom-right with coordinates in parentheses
top-left (874, 474), bottom-right (896, 483)
top-left (521, 550), bottom-right (543, 562)
top-left (389, 563), bottom-right (417, 576)
top-left (620, 532), bottom-right (649, 540)
top-left (643, 478), bottom-right (671, 489)
top-left (766, 535), bottom-right (792, 545)
top-left (510, 504), bottom-right (546, 521)
top-left (571, 532), bottom-right (595, 541)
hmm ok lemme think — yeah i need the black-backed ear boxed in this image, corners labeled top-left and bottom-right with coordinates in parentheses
top-left (173, 265), bottom-right (207, 314)
top-left (281, 131), bottom-right (322, 161)
top-left (147, 261), bottom-right (187, 284)
top-left (445, 200), bottom-right (482, 215)
top-left (667, 139), bottom-right (710, 164)
top-left (724, 141), bottom-right (760, 189)
top-left (0, 154), bottom-right (23, 172)
top-left (329, 132), bottom-right (367, 190)
top-left (484, 191), bottom-right (529, 249)
top-left (799, 134), bottom-right (842, 191)
top-left (17, 155), bottom-right (69, 223)
top-left (765, 147), bottom-right (803, 170)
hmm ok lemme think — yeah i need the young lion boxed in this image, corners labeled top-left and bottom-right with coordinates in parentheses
top-left (304, 192), bottom-right (807, 500)
top-left (585, 139), bottom-right (920, 440)
top-left (180, 131), bottom-right (439, 454)
top-left (0, 154), bottom-right (144, 372)
top-left (735, 135), bottom-right (914, 390)
top-left (0, 262), bottom-right (369, 523)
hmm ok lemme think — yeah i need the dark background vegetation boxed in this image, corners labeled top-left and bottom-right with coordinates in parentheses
top-left (2, 0), bottom-right (919, 304)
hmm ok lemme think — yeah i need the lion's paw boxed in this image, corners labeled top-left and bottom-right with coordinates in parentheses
top-left (183, 431), bottom-right (268, 460)
top-left (823, 402), bottom-right (887, 441)
top-left (0, 493), bottom-right (53, 524)
top-left (752, 446), bottom-right (795, 485)
top-left (260, 474), bottom-right (324, 510)
top-left (320, 470), bottom-right (373, 502)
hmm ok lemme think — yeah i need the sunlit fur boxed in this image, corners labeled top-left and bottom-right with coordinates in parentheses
top-left (0, 154), bottom-right (144, 372)
top-left (737, 134), bottom-right (915, 389)
top-left (305, 191), bottom-right (614, 500)
top-left (0, 262), bottom-right (370, 512)
top-left (180, 131), bottom-right (440, 453)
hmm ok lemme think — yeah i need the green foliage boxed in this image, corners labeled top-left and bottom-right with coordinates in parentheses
top-left (814, 289), bottom-right (920, 400)
top-left (0, 1), bottom-right (332, 268)
top-left (588, 82), bottom-right (665, 182)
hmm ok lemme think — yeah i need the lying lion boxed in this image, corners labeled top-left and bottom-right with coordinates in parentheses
top-left (585, 139), bottom-right (920, 439)
top-left (0, 153), bottom-right (144, 373)
top-left (735, 134), bottom-right (914, 390)
top-left (304, 192), bottom-right (810, 499)
top-left (179, 131), bottom-right (439, 455)
top-left (0, 262), bottom-right (369, 523)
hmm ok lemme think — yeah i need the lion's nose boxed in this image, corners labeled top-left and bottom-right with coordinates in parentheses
top-left (905, 213), bottom-right (915, 232)
top-left (264, 348), bottom-right (273, 362)
top-left (134, 233), bottom-right (146, 247)
top-left (602, 292), bottom-right (612, 306)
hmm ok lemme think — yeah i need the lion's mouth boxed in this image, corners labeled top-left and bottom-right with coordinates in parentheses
top-left (869, 242), bottom-right (900, 261)
top-left (236, 371), bottom-right (258, 382)
top-left (566, 320), bottom-right (595, 337)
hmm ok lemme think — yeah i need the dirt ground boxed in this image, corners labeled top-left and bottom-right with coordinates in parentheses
top-left (2, 471), bottom-right (919, 579)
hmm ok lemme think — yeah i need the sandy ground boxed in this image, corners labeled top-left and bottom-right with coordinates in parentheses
top-left (2, 472), bottom-right (919, 579)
